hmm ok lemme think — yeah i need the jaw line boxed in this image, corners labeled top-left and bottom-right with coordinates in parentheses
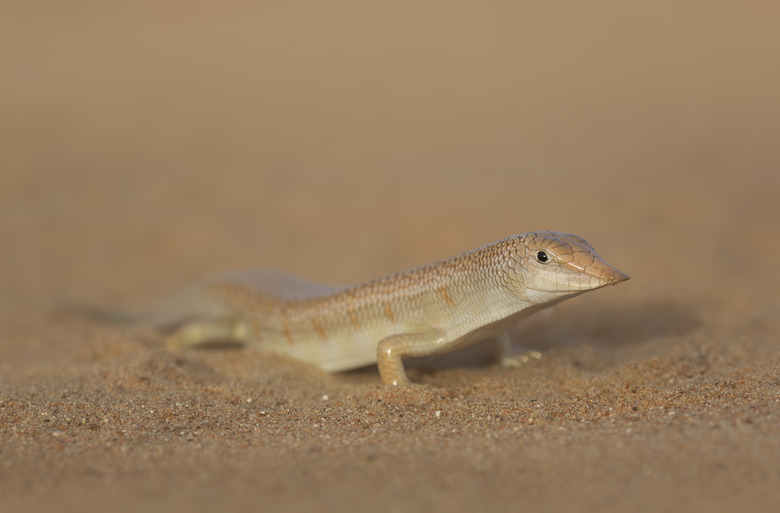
top-left (526, 282), bottom-right (618, 294)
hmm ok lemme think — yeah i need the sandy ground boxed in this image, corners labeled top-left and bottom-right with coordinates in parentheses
top-left (2, 2), bottom-right (780, 512)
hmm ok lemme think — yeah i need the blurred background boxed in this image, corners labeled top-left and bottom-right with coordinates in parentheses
top-left (2, 0), bottom-right (779, 334)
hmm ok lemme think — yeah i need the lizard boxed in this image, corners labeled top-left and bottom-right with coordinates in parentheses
top-left (79, 231), bottom-right (629, 386)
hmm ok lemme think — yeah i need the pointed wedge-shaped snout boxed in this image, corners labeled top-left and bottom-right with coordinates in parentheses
top-left (565, 253), bottom-right (630, 287)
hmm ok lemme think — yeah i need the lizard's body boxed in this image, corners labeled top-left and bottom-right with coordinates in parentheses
top-left (86, 232), bottom-right (629, 385)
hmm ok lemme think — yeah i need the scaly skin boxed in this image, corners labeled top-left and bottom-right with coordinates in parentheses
top-left (87, 231), bottom-right (630, 386)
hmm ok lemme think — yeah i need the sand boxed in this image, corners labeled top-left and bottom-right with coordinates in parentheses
top-left (2, 2), bottom-right (779, 512)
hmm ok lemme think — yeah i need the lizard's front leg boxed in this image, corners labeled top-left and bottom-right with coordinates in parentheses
top-left (376, 329), bottom-right (447, 386)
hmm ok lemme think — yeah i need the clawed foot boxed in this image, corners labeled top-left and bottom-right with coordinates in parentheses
top-left (500, 350), bottom-right (542, 368)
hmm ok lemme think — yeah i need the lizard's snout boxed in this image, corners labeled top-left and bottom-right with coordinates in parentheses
top-left (571, 254), bottom-right (630, 287)
top-left (603, 268), bottom-right (630, 285)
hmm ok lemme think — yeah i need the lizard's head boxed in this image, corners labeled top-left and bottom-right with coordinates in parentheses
top-left (510, 231), bottom-right (630, 301)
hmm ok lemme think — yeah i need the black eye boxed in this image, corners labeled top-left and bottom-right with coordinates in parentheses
top-left (536, 250), bottom-right (548, 263)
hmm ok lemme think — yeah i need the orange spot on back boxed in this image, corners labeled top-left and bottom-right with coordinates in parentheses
top-left (383, 302), bottom-right (396, 322)
top-left (347, 309), bottom-right (360, 330)
top-left (312, 317), bottom-right (327, 341)
top-left (344, 294), bottom-right (361, 330)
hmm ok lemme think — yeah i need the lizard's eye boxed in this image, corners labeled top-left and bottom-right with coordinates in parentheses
top-left (536, 250), bottom-right (549, 263)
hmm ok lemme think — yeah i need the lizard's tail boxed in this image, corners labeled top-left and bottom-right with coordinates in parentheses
top-left (58, 290), bottom-right (233, 329)
top-left (57, 301), bottom-right (169, 327)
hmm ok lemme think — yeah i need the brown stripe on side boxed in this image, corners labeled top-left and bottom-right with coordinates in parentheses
top-left (439, 286), bottom-right (456, 307)
top-left (383, 301), bottom-right (396, 322)
top-left (312, 317), bottom-right (327, 341)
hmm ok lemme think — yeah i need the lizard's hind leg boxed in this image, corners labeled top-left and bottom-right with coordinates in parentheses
top-left (166, 318), bottom-right (250, 350)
